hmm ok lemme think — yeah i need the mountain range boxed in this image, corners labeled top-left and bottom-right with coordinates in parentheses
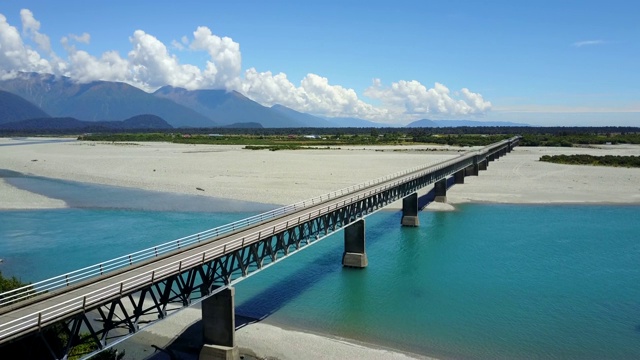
top-left (0, 114), bottom-right (172, 131)
top-left (405, 119), bottom-right (529, 128)
top-left (0, 72), bottom-right (528, 129)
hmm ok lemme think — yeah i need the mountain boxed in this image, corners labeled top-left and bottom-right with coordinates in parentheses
top-left (0, 90), bottom-right (50, 124)
top-left (222, 122), bottom-right (263, 128)
top-left (404, 119), bottom-right (439, 128)
top-left (154, 86), bottom-right (303, 128)
top-left (406, 119), bottom-right (530, 127)
top-left (270, 104), bottom-right (337, 127)
top-left (120, 114), bottom-right (173, 129)
top-left (0, 114), bottom-right (172, 131)
top-left (323, 116), bottom-right (396, 128)
top-left (0, 73), bottom-right (214, 128)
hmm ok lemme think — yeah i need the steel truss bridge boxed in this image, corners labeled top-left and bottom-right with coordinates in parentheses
top-left (0, 137), bottom-right (520, 359)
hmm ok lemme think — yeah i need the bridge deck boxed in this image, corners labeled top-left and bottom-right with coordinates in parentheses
top-left (0, 137), bottom-right (520, 350)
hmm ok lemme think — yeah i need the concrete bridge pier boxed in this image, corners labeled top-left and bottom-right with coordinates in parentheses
top-left (200, 287), bottom-right (239, 360)
top-left (465, 164), bottom-right (479, 176)
top-left (343, 219), bottom-right (368, 268)
top-left (401, 193), bottom-right (420, 226)
top-left (479, 159), bottom-right (488, 171)
top-left (434, 179), bottom-right (447, 203)
top-left (454, 169), bottom-right (465, 184)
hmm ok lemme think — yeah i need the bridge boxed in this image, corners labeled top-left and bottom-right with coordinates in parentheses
top-left (0, 137), bottom-right (520, 359)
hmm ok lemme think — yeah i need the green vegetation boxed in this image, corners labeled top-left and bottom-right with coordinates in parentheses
top-left (0, 273), bottom-right (124, 359)
top-left (411, 133), bottom-right (512, 146)
top-left (75, 129), bottom-right (640, 149)
top-left (0, 271), bottom-right (25, 293)
top-left (244, 145), bottom-right (336, 151)
top-left (540, 154), bottom-right (640, 168)
top-left (79, 132), bottom-right (516, 147)
top-left (521, 133), bottom-right (640, 147)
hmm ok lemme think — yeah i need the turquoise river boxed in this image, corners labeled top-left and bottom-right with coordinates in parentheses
top-left (0, 174), bottom-right (639, 359)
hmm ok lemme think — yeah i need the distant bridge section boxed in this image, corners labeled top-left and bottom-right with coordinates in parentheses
top-left (0, 136), bottom-right (520, 359)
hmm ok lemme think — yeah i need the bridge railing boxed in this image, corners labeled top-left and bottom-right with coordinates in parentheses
top-left (0, 137), bottom-right (520, 341)
top-left (0, 148), bottom-right (497, 339)
top-left (0, 137), bottom-right (519, 308)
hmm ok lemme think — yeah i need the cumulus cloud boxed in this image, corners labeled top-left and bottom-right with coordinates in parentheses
top-left (20, 9), bottom-right (52, 53)
top-left (239, 69), bottom-right (388, 119)
top-left (189, 26), bottom-right (242, 89)
top-left (364, 79), bottom-right (491, 116)
top-left (0, 13), bottom-right (52, 73)
top-left (128, 30), bottom-right (205, 90)
top-left (0, 8), bottom-right (492, 123)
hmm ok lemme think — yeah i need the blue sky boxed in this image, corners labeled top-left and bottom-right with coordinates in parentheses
top-left (1, 0), bottom-right (638, 126)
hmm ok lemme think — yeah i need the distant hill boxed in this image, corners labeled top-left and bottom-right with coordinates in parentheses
top-left (0, 114), bottom-right (172, 131)
top-left (154, 86), bottom-right (302, 128)
top-left (0, 73), bottom-right (214, 128)
top-left (322, 116), bottom-right (396, 128)
top-left (221, 122), bottom-right (263, 129)
top-left (0, 90), bottom-right (50, 124)
top-left (404, 119), bottom-right (439, 128)
top-left (270, 104), bottom-right (336, 127)
top-left (406, 119), bottom-right (530, 127)
top-left (121, 114), bottom-right (173, 129)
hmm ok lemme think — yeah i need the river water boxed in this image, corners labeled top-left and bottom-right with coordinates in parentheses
top-left (1, 173), bottom-right (639, 359)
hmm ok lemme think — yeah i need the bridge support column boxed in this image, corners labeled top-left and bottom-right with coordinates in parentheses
top-left (401, 193), bottom-right (420, 226)
top-left (465, 164), bottom-right (479, 176)
top-left (434, 179), bottom-right (447, 203)
top-left (478, 159), bottom-right (487, 171)
top-left (200, 287), bottom-right (239, 360)
top-left (343, 219), bottom-right (368, 268)
top-left (454, 170), bottom-right (465, 184)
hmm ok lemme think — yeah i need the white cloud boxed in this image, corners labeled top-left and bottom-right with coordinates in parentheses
top-left (0, 13), bottom-right (52, 73)
top-left (572, 40), bottom-right (605, 48)
top-left (20, 9), bottom-right (52, 53)
top-left (170, 39), bottom-right (185, 50)
top-left (189, 26), bottom-right (242, 89)
top-left (364, 79), bottom-right (491, 117)
top-left (239, 69), bottom-right (387, 119)
top-left (65, 49), bottom-right (129, 84)
top-left (69, 32), bottom-right (90, 44)
top-left (0, 9), bottom-right (492, 123)
top-left (128, 30), bottom-right (204, 90)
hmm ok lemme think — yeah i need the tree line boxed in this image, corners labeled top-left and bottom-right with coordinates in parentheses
top-left (539, 154), bottom-right (640, 168)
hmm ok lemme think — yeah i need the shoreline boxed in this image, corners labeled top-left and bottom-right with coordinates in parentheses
top-left (1, 138), bottom-right (639, 211)
top-left (115, 304), bottom-right (433, 360)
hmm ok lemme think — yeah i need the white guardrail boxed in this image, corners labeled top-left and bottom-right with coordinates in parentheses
top-left (0, 138), bottom-right (517, 341)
